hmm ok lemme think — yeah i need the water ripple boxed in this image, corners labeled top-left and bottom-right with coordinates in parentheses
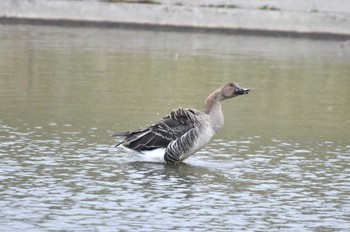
top-left (0, 123), bottom-right (349, 231)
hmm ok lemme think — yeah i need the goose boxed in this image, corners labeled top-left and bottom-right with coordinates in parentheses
top-left (113, 82), bottom-right (249, 165)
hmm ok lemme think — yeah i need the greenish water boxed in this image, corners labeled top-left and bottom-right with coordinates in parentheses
top-left (0, 24), bottom-right (350, 231)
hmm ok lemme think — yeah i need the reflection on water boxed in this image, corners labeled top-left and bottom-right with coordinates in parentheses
top-left (0, 24), bottom-right (350, 231)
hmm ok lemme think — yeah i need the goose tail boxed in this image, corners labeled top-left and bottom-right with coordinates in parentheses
top-left (112, 131), bottom-right (130, 147)
top-left (112, 129), bottom-right (152, 149)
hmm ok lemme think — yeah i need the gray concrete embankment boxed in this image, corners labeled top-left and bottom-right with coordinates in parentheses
top-left (1, 0), bottom-right (350, 39)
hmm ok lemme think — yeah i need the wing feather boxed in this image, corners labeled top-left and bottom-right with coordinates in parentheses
top-left (114, 108), bottom-right (199, 151)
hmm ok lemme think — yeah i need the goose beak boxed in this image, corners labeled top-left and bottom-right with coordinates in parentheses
top-left (235, 86), bottom-right (250, 95)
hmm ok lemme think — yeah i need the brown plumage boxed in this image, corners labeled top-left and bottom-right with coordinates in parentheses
top-left (113, 82), bottom-right (250, 164)
top-left (113, 108), bottom-right (198, 151)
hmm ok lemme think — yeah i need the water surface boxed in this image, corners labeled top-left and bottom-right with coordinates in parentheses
top-left (0, 24), bottom-right (350, 231)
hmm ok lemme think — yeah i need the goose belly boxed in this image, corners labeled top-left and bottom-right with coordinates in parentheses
top-left (181, 126), bottom-right (215, 161)
top-left (120, 145), bottom-right (166, 163)
top-left (138, 148), bottom-right (166, 163)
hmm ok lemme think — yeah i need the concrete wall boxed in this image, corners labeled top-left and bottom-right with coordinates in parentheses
top-left (1, 0), bottom-right (350, 39)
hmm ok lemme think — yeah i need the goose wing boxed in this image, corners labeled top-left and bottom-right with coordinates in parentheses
top-left (114, 108), bottom-right (199, 151)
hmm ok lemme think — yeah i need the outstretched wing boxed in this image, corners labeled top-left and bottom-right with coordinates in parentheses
top-left (114, 108), bottom-right (199, 151)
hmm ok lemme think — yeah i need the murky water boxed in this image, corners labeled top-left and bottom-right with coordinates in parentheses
top-left (1, 24), bottom-right (350, 231)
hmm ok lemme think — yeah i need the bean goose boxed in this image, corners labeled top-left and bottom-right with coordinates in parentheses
top-left (114, 82), bottom-right (249, 165)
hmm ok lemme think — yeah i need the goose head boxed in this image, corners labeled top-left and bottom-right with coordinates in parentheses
top-left (204, 82), bottom-right (250, 114)
top-left (221, 82), bottom-right (250, 100)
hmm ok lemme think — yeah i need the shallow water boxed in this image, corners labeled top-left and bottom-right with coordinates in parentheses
top-left (0, 24), bottom-right (350, 231)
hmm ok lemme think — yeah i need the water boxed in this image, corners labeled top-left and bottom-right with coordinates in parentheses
top-left (0, 24), bottom-right (350, 231)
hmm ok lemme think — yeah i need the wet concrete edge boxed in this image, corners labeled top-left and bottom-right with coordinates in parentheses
top-left (1, 0), bottom-right (350, 40)
top-left (2, 17), bottom-right (350, 41)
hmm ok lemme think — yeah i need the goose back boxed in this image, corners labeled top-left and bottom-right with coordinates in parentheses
top-left (114, 108), bottom-right (202, 151)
